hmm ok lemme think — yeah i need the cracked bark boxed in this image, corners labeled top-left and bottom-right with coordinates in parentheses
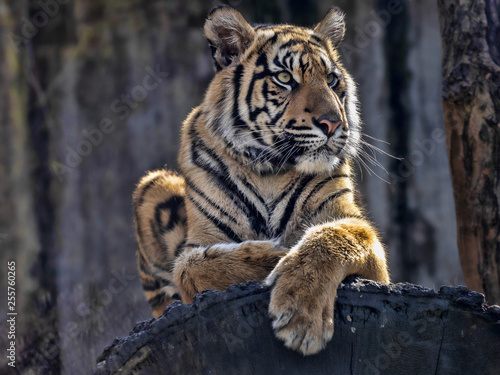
top-left (433, 321), bottom-right (446, 375)
top-left (437, 0), bottom-right (500, 304)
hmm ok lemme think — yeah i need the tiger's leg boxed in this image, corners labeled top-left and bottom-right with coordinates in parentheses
top-left (265, 217), bottom-right (389, 355)
top-left (173, 241), bottom-right (288, 303)
top-left (133, 170), bottom-right (187, 317)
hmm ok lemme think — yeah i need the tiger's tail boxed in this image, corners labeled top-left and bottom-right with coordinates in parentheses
top-left (133, 170), bottom-right (187, 317)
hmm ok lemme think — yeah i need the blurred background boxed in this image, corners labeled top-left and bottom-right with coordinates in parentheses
top-left (0, 0), bottom-right (463, 373)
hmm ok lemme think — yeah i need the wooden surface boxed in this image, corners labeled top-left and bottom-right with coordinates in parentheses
top-left (438, 0), bottom-right (500, 304)
top-left (94, 277), bottom-right (500, 375)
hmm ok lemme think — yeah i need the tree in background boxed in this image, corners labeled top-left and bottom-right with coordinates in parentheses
top-left (438, 0), bottom-right (500, 304)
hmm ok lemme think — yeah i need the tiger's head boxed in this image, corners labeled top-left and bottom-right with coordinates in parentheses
top-left (203, 6), bottom-right (360, 175)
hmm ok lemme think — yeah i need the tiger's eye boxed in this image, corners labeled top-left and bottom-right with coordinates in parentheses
top-left (327, 73), bottom-right (338, 87)
top-left (277, 72), bottom-right (292, 84)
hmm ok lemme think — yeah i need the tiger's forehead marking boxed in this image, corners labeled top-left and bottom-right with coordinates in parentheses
top-left (250, 27), bottom-right (335, 82)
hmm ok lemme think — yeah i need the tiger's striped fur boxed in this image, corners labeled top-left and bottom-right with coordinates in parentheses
top-left (134, 6), bottom-right (389, 355)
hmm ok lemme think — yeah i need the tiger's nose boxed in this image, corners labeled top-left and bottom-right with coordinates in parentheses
top-left (318, 118), bottom-right (343, 138)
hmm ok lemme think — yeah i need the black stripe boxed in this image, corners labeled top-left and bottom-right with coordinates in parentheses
top-left (276, 175), bottom-right (315, 235)
top-left (282, 51), bottom-right (293, 70)
top-left (150, 218), bottom-right (170, 254)
top-left (269, 178), bottom-right (300, 212)
top-left (134, 174), bottom-right (165, 257)
top-left (319, 58), bottom-right (327, 70)
top-left (262, 79), bottom-right (282, 108)
top-left (174, 238), bottom-right (186, 258)
top-left (279, 39), bottom-right (301, 49)
top-left (191, 153), bottom-right (248, 215)
top-left (246, 74), bottom-right (257, 113)
top-left (236, 176), bottom-right (269, 236)
top-left (289, 54), bottom-right (296, 72)
top-left (255, 51), bottom-right (269, 69)
top-left (251, 124), bottom-right (269, 146)
top-left (311, 35), bottom-right (322, 43)
top-left (256, 33), bottom-right (279, 55)
top-left (299, 55), bottom-right (310, 73)
top-left (190, 139), bottom-right (250, 216)
top-left (301, 175), bottom-right (349, 210)
top-left (246, 82), bottom-right (279, 142)
top-left (188, 108), bottom-right (203, 135)
top-left (232, 64), bottom-right (248, 130)
top-left (154, 195), bottom-right (185, 233)
top-left (269, 101), bottom-right (290, 124)
top-left (142, 277), bottom-right (172, 291)
top-left (238, 175), bottom-right (266, 207)
top-left (136, 178), bottom-right (157, 207)
top-left (287, 125), bottom-right (312, 131)
top-left (245, 68), bottom-right (272, 146)
top-left (316, 188), bottom-right (352, 213)
top-left (273, 55), bottom-right (287, 70)
top-left (187, 179), bottom-right (238, 223)
top-left (189, 127), bottom-right (269, 235)
top-left (153, 260), bottom-right (174, 273)
top-left (148, 292), bottom-right (177, 309)
top-left (189, 114), bottom-right (270, 237)
top-left (188, 196), bottom-right (243, 243)
top-left (137, 252), bottom-right (151, 275)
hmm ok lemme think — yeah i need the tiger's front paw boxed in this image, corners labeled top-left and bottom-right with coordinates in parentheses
top-left (265, 260), bottom-right (337, 356)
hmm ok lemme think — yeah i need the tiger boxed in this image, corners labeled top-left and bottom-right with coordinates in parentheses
top-left (133, 5), bottom-right (389, 356)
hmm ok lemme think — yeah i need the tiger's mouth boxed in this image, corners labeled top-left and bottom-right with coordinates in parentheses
top-left (289, 132), bottom-right (349, 158)
top-left (308, 143), bottom-right (346, 161)
top-left (271, 132), bottom-right (349, 174)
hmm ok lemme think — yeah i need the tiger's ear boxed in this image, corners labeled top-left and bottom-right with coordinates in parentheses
top-left (204, 5), bottom-right (255, 71)
top-left (314, 7), bottom-right (346, 47)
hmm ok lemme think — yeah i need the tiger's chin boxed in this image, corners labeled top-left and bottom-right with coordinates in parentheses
top-left (295, 151), bottom-right (343, 175)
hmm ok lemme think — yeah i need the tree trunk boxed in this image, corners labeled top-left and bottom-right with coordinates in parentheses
top-left (437, 0), bottom-right (500, 304)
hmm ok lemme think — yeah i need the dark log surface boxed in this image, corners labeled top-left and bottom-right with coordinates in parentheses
top-left (94, 277), bottom-right (500, 375)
